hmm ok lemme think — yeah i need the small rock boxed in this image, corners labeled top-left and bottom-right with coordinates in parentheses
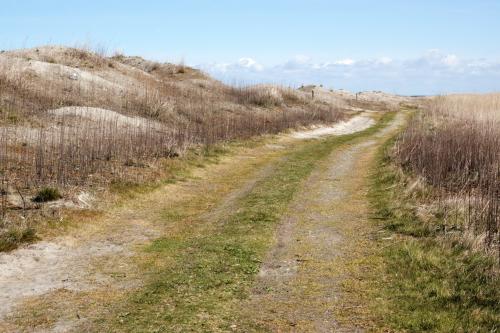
top-left (68, 72), bottom-right (79, 80)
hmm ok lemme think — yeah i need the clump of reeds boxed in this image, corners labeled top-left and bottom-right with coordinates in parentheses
top-left (394, 94), bottom-right (500, 256)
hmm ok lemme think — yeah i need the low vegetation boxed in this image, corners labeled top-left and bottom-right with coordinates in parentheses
top-left (364, 100), bottom-right (500, 331)
top-left (0, 227), bottom-right (36, 252)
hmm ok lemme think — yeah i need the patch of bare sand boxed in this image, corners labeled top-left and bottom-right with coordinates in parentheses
top-left (290, 113), bottom-right (375, 139)
top-left (0, 54), bottom-right (124, 93)
top-left (48, 106), bottom-right (165, 130)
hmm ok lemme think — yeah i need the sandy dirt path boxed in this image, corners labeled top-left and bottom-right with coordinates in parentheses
top-left (0, 112), bottom-right (389, 332)
top-left (238, 113), bottom-right (405, 332)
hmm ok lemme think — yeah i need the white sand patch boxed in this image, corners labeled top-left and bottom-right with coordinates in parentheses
top-left (0, 107), bottom-right (166, 147)
top-left (45, 191), bottom-right (95, 210)
top-left (0, 239), bottom-right (128, 319)
top-left (291, 114), bottom-right (375, 139)
top-left (49, 106), bottom-right (165, 130)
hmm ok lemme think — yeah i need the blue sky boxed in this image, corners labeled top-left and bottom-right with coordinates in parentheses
top-left (1, 0), bottom-right (500, 95)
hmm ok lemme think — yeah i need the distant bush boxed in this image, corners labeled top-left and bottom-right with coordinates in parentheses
top-left (32, 187), bottom-right (62, 203)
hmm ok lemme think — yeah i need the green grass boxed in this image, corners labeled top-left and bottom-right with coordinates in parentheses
top-left (368, 136), bottom-right (500, 332)
top-left (94, 112), bottom-right (397, 332)
top-left (0, 227), bottom-right (37, 252)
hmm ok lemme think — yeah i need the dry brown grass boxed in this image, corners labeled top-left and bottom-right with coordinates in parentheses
top-left (0, 46), bottom-right (346, 237)
top-left (394, 94), bottom-right (500, 256)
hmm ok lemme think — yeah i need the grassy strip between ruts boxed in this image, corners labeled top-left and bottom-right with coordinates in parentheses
top-left (92, 112), bottom-right (396, 332)
top-left (367, 135), bottom-right (500, 332)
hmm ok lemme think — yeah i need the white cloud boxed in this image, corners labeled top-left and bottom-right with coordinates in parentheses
top-left (237, 57), bottom-right (264, 71)
top-left (442, 54), bottom-right (459, 66)
top-left (377, 57), bottom-right (393, 65)
top-left (293, 55), bottom-right (311, 64)
top-left (334, 58), bottom-right (355, 65)
top-left (416, 49), bottom-right (461, 67)
top-left (196, 50), bottom-right (500, 95)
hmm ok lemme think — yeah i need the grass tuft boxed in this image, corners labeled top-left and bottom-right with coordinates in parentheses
top-left (0, 227), bottom-right (37, 252)
top-left (32, 187), bottom-right (62, 203)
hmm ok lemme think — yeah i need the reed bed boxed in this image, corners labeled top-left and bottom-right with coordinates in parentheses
top-left (395, 94), bottom-right (500, 256)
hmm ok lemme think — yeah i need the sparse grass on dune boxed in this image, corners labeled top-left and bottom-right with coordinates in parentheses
top-left (0, 46), bottom-right (344, 191)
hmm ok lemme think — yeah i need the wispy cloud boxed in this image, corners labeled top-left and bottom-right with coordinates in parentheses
top-left (196, 50), bottom-right (500, 95)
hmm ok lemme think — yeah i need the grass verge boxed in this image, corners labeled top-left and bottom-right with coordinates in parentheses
top-left (92, 112), bottom-right (396, 332)
top-left (368, 135), bottom-right (500, 332)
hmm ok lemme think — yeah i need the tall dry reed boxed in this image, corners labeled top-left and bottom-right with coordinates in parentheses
top-left (395, 94), bottom-right (499, 256)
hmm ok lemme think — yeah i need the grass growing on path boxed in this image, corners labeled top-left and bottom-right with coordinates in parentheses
top-left (92, 113), bottom-right (396, 332)
top-left (368, 136), bottom-right (500, 332)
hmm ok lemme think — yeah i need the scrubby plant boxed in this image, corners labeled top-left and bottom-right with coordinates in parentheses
top-left (32, 187), bottom-right (62, 203)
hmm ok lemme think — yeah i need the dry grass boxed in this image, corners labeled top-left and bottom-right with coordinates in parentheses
top-left (0, 47), bottom-right (344, 188)
top-left (0, 46), bottom-right (347, 245)
top-left (394, 94), bottom-right (500, 256)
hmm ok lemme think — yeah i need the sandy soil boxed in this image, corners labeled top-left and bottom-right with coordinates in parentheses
top-left (0, 54), bottom-right (124, 93)
top-left (0, 240), bottom-right (128, 319)
top-left (290, 113), bottom-right (375, 139)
